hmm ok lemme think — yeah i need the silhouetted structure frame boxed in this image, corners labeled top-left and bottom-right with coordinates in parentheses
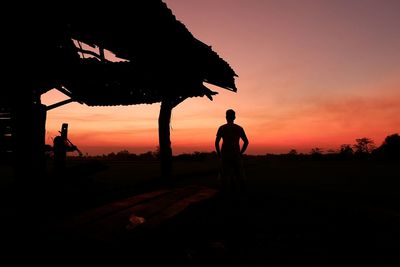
top-left (2, 1), bottom-right (237, 180)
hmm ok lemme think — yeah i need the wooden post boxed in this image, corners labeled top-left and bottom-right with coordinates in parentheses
top-left (13, 94), bottom-right (47, 184)
top-left (158, 100), bottom-right (173, 180)
top-left (158, 97), bottom-right (188, 181)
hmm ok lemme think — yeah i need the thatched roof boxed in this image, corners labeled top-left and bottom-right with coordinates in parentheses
top-left (7, 0), bottom-right (237, 106)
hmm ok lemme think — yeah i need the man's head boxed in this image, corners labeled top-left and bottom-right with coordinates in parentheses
top-left (226, 109), bottom-right (236, 123)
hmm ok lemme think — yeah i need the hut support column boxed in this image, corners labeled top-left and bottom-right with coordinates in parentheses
top-left (14, 95), bottom-right (47, 184)
top-left (158, 97), bottom-right (187, 180)
top-left (158, 101), bottom-right (173, 180)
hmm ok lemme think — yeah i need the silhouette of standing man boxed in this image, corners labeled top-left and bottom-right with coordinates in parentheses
top-left (215, 109), bottom-right (249, 196)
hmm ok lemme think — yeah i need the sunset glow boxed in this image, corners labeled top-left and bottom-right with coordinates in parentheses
top-left (42, 0), bottom-right (400, 155)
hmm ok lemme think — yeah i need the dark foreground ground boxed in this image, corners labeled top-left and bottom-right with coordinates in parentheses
top-left (0, 157), bottom-right (399, 265)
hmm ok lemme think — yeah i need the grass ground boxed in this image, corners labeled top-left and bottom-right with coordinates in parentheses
top-left (0, 157), bottom-right (399, 265)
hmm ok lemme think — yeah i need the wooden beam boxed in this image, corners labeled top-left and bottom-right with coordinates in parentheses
top-left (158, 96), bottom-right (189, 180)
top-left (99, 47), bottom-right (105, 62)
top-left (46, 99), bottom-right (75, 111)
top-left (55, 86), bottom-right (73, 98)
top-left (75, 47), bottom-right (103, 61)
top-left (158, 100), bottom-right (173, 180)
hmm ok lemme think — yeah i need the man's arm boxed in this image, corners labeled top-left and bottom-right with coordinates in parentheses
top-left (240, 129), bottom-right (249, 155)
top-left (215, 135), bottom-right (222, 157)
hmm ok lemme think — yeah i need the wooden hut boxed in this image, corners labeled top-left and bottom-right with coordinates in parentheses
top-left (2, 0), bottom-right (237, 180)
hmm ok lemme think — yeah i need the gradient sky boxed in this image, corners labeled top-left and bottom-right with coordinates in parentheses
top-left (42, 0), bottom-right (400, 155)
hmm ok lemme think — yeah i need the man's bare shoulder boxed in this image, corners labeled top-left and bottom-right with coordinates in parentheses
top-left (217, 124), bottom-right (228, 136)
top-left (233, 123), bottom-right (244, 130)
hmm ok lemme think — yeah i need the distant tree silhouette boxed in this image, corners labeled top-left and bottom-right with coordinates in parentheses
top-left (310, 147), bottom-right (323, 160)
top-left (116, 150), bottom-right (130, 157)
top-left (374, 133), bottom-right (400, 160)
top-left (353, 138), bottom-right (375, 154)
top-left (310, 147), bottom-right (323, 155)
top-left (339, 144), bottom-right (354, 158)
top-left (285, 149), bottom-right (298, 160)
top-left (153, 146), bottom-right (161, 160)
top-left (139, 151), bottom-right (156, 161)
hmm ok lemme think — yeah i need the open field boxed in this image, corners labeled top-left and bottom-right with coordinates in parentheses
top-left (0, 156), bottom-right (399, 265)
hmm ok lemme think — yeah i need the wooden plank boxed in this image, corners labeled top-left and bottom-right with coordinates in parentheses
top-left (142, 186), bottom-right (217, 229)
top-left (58, 185), bottom-right (216, 243)
top-left (77, 186), bottom-right (200, 241)
top-left (59, 189), bottom-right (170, 229)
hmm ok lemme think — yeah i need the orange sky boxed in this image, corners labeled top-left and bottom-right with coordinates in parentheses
top-left (42, 0), bottom-right (400, 155)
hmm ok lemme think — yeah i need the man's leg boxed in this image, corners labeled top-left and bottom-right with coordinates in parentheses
top-left (234, 157), bottom-right (246, 195)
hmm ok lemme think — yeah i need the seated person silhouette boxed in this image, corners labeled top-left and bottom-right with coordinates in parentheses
top-left (53, 123), bottom-right (81, 172)
top-left (53, 135), bottom-right (78, 171)
top-left (215, 109), bottom-right (249, 196)
top-left (53, 135), bottom-right (68, 171)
